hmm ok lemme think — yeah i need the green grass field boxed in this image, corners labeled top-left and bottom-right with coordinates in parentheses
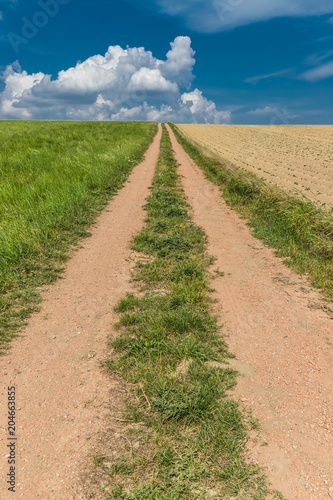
top-left (0, 121), bottom-right (157, 350)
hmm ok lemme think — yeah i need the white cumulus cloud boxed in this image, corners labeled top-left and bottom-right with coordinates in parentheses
top-left (181, 89), bottom-right (230, 123)
top-left (128, 68), bottom-right (178, 93)
top-left (0, 36), bottom-right (229, 123)
top-left (142, 0), bottom-right (333, 32)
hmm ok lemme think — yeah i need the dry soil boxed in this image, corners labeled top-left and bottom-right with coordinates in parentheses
top-left (178, 124), bottom-right (333, 209)
top-left (167, 123), bottom-right (333, 500)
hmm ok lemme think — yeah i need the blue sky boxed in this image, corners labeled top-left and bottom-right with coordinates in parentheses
top-left (0, 0), bottom-right (333, 123)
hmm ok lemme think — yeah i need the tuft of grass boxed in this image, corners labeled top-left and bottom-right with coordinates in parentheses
top-left (169, 123), bottom-right (333, 299)
top-left (101, 125), bottom-right (283, 499)
top-left (0, 121), bottom-right (157, 351)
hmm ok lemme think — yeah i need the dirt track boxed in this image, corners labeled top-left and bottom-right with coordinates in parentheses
top-left (1, 122), bottom-right (332, 499)
top-left (167, 124), bottom-right (333, 500)
top-left (0, 124), bottom-right (162, 499)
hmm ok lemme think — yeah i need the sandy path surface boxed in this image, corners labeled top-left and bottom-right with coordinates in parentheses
top-left (167, 124), bottom-right (333, 500)
top-left (0, 124), bottom-right (162, 499)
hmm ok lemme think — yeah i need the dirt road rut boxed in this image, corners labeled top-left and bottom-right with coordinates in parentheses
top-left (0, 125), bottom-right (162, 499)
top-left (167, 124), bottom-right (333, 500)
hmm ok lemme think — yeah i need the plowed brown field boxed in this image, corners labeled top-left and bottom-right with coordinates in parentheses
top-left (178, 125), bottom-right (333, 209)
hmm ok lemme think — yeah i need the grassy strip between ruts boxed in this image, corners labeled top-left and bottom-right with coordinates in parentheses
top-left (0, 121), bottom-right (157, 351)
top-left (101, 124), bottom-right (282, 499)
top-left (169, 123), bottom-right (333, 300)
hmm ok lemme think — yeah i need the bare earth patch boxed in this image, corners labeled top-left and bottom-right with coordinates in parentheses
top-left (0, 125), bottom-right (161, 499)
top-left (178, 124), bottom-right (333, 209)
top-left (167, 124), bottom-right (333, 500)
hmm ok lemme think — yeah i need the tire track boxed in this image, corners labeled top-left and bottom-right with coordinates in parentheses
top-left (166, 123), bottom-right (333, 500)
top-left (0, 125), bottom-right (162, 499)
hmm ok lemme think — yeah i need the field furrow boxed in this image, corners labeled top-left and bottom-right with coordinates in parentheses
top-left (178, 125), bottom-right (333, 209)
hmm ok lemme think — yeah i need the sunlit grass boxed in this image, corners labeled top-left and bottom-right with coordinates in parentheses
top-left (0, 121), bottom-right (157, 350)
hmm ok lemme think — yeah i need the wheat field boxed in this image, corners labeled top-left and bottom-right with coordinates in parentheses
top-left (178, 125), bottom-right (333, 209)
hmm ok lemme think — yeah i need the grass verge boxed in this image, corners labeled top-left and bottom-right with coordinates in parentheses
top-left (0, 121), bottom-right (157, 351)
top-left (101, 124), bottom-right (282, 499)
top-left (169, 123), bottom-right (333, 300)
